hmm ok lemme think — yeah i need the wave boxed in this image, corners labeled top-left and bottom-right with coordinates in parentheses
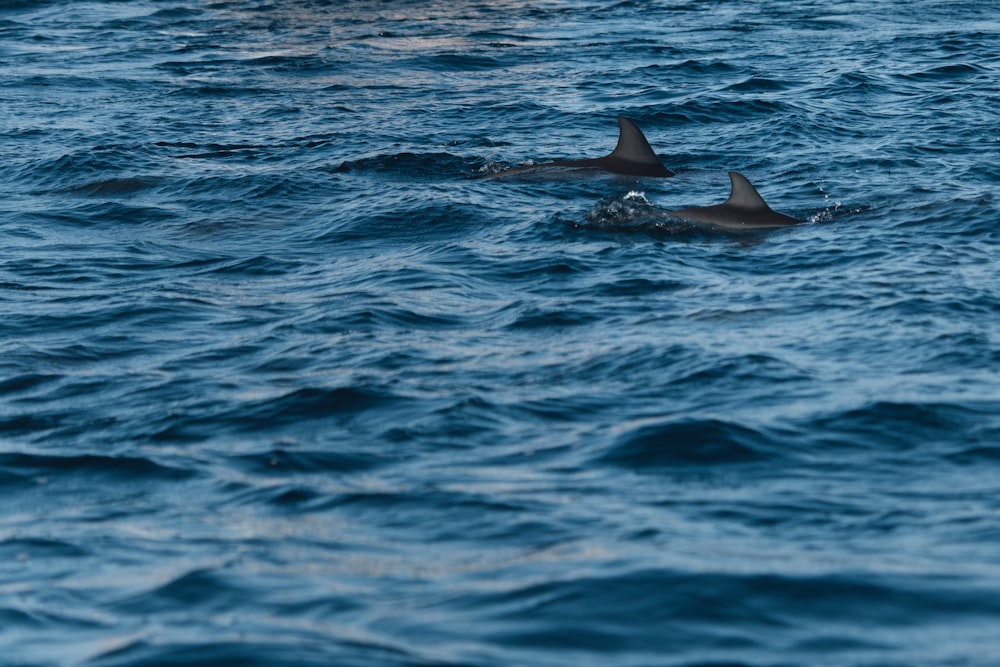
top-left (599, 417), bottom-right (780, 468)
top-left (149, 385), bottom-right (409, 444)
top-left (90, 639), bottom-right (437, 667)
top-left (804, 400), bottom-right (1000, 454)
top-left (231, 447), bottom-right (384, 476)
top-left (460, 567), bottom-right (1000, 660)
top-left (334, 152), bottom-right (474, 179)
top-left (0, 452), bottom-right (194, 482)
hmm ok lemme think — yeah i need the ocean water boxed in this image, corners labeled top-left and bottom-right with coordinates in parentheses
top-left (2, 1), bottom-right (1000, 665)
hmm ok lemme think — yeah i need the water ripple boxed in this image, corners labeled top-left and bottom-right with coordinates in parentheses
top-left (3, 0), bottom-right (1000, 665)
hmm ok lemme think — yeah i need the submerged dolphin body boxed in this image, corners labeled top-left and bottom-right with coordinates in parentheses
top-left (488, 117), bottom-right (674, 178)
top-left (668, 171), bottom-right (801, 230)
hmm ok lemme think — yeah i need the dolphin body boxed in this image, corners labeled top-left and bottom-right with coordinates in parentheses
top-left (668, 171), bottom-right (801, 230)
top-left (487, 117), bottom-right (674, 178)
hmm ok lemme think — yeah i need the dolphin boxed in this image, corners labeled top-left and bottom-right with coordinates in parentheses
top-left (487, 117), bottom-right (674, 178)
top-left (667, 171), bottom-right (801, 230)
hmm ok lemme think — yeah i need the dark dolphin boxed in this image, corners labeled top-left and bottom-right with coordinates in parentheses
top-left (668, 171), bottom-right (801, 230)
top-left (487, 117), bottom-right (674, 178)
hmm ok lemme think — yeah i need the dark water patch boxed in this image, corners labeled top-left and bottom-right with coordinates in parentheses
top-left (495, 256), bottom-right (588, 281)
top-left (0, 373), bottom-right (60, 396)
top-left (168, 40), bottom-right (227, 56)
top-left (600, 418), bottom-right (778, 469)
top-left (654, 59), bottom-right (741, 77)
top-left (726, 76), bottom-right (798, 93)
top-left (0, 536), bottom-right (89, 559)
top-left (170, 143), bottom-right (275, 160)
top-left (184, 83), bottom-right (273, 98)
top-left (201, 254), bottom-right (300, 277)
top-left (382, 394), bottom-right (510, 445)
top-left (0, 2), bottom-right (57, 11)
top-left (469, 30), bottom-right (544, 45)
top-left (946, 445), bottom-right (1000, 465)
top-left (37, 201), bottom-right (180, 228)
top-left (590, 277), bottom-right (688, 297)
top-left (937, 31), bottom-right (998, 54)
top-left (901, 63), bottom-right (986, 80)
top-left (266, 484), bottom-right (322, 508)
top-left (806, 401), bottom-right (995, 453)
top-left (470, 568), bottom-right (1000, 654)
top-left (924, 331), bottom-right (999, 370)
top-left (340, 303), bottom-right (470, 330)
top-left (91, 639), bottom-right (440, 667)
top-left (334, 152), bottom-right (470, 179)
top-left (67, 176), bottom-right (161, 197)
top-left (242, 53), bottom-right (338, 73)
top-left (0, 453), bottom-right (195, 482)
top-left (819, 71), bottom-right (886, 95)
top-left (467, 571), bottom-right (775, 648)
top-left (417, 53), bottom-right (505, 72)
top-left (150, 386), bottom-right (407, 444)
top-left (26, 148), bottom-right (139, 188)
top-left (216, 479), bottom-right (329, 513)
top-left (506, 307), bottom-right (601, 330)
top-left (512, 392), bottom-right (618, 426)
top-left (6, 304), bottom-right (213, 350)
top-left (0, 608), bottom-right (46, 633)
top-left (149, 6), bottom-right (204, 20)
top-left (3, 72), bottom-right (140, 91)
top-left (0, 411), bottom-right (81, 441)
top-left (7, 414), bottom-right (126, 449)
top-left (155, 58), bottom-right (244, 75)
top-left (232, 448), bottom-right (383, 476)
top-left (114, 569), bottom-right (246, 615)
top-left (0, 467), bottom-right (33, 490)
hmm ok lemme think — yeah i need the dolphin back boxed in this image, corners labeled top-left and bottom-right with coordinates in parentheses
top-left (668, 172), bottom-right (801, 230)
top-left (485, 116), bottom-right (674, 179)
top-left (599, 117), bottom-right (675, 177)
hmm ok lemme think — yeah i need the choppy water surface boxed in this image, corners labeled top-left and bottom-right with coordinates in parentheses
top-left (2, 1), bottom-right (1000, 665)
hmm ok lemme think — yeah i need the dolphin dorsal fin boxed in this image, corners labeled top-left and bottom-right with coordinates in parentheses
top-left (725, 172), bottom-right (771, 210)
top-left (608, 117), bottom-right (664, 167)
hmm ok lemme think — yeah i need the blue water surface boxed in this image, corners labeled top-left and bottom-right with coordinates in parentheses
top-left (2, 1), bottom-right (1000, 665)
